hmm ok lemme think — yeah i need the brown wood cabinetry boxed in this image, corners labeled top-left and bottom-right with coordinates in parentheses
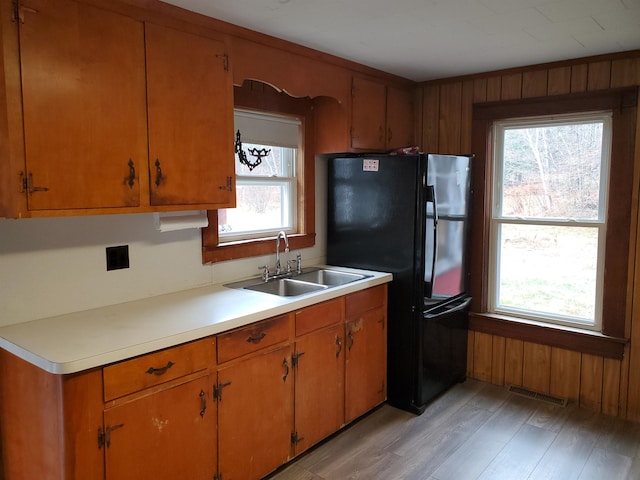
top-left (216, 339), bottom-right (293, 479)
top-left (293, 298), bottom-right (345, 455)
top-left (351, 76), bottom-right (414, 150)
top-left (0, 285), bottom-right (388, 480)
top-left (102, 337), bottom-right (217, 480)
top-left (146, 22), bottom-right (234, 207)
top-left (345, 285), bottom-right (388, 422)
top-left (7, 0), bottom-right (234, 216)
top-left (103, 374), bottom-right (216, 480)
top-left (386, 85), bottom-right (416, 148)
top-left (18, 0), bottom-right (148, 211)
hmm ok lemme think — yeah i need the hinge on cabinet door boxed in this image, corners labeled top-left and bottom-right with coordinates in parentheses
top-left (217, 176), bottom-right (232, 192)
top-left (11, 0), bottom-right (18, 22)
top-left (18, 171), bottom-right (27, 193)
top-left (216, 53), bottom-right (229, 71)
top-left (291, 351), bottom-right (305, 368)
top-left (213, 381), bottom-right (231, 401)
top-left (13, 1), bottom-right (38, 23)
top-left (97, 427), bottom-right (105, 450)
top-left (291, 431), bottom-right (304, 446)
top-left (97, 423), bottom-right (124, 449)
top-left (19, 172), bottom-right (49, 194)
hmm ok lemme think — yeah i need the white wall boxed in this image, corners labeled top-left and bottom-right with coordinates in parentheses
top-left (0, 158), bottom-right (328, 327)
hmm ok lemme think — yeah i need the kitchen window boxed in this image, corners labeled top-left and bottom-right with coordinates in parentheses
top-left (489, 113), bottom-right (611, 331)
top-left (218, 110), bottom-right (300, 241)
top-left (202, 81), bottom-right (315, 263)
top-left (470, 88), bottom-right (637, 358)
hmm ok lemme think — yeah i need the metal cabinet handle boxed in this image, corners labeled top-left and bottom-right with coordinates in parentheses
top-left (127, 159), bottom-right (136, 188)
top-left (145, 361), bottom-right (174, 376)
top-left (154, 159), bottom-right (163, 187)
top-left (282, 357), bottom-right (289, 382)
top-left (199, 389), bottom-right (206, 417)
top-left (336, 335), bottom-right (343, 357)
top-left (247, 332), bottom-right (266, 344)
top-left (347, 330), bottom-right (354, 351)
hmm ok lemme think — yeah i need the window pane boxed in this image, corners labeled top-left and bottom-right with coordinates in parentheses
top-left (500, 122), bottom-right (604, 220)
top-left (219, 182), bottom-right (292, 235)
top-left (235, 144), bottom-right (295, 177)
top-left (495, 223), bottom-right (598, 323)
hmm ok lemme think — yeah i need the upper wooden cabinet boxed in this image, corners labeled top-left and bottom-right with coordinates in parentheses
top-left (350, 76), bottom-right (414, 151)
top-left (8, 0), bottom-right (235, 216)
top-left (146, 23), bottom-right (234, 206)
top-left (18, 0), bottom-right (148, 211)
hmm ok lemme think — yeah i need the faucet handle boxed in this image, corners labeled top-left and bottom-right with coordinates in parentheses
top-left (295, 253), bottom-right (302, 274)
top-left (287, 259), bottom-right (296, 273)
top-left (258, 265), bottom-right (270, 282)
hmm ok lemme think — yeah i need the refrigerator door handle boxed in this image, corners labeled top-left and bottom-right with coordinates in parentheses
top-left (424, 296), bottom-right (471, 318)
top-left (425, 184), bottom-right (438, 297)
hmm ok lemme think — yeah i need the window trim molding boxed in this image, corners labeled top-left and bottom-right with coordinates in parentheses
top-left (202, 81), bottom-right (316, 264)
top-left (470, 87), bottom-right (638, 358)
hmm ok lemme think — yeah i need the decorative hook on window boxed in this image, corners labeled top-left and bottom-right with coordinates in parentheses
top-left (235, 130), bottom-right (271, 171)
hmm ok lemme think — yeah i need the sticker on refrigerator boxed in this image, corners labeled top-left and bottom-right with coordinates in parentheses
top-left (363, 159), bottom-right (379, 172)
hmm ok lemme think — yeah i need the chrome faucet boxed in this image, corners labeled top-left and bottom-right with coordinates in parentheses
top-left (275, 231), bottom-right (289, 274)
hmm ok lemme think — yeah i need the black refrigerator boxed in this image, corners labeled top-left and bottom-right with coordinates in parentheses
top-left (326, 152), bottom-right (473, 414)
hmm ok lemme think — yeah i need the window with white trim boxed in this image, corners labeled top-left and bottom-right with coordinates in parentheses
top-left (218, 109), bottom-right (301, 242)
top-left (489, 112), bottom-right (612, 330)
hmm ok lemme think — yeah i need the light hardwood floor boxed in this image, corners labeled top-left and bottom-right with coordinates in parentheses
top-left (268, 379), bottom-right (640, 480)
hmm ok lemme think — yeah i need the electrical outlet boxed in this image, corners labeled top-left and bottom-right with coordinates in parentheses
top-left (106, 245), bottom-right (129, 271)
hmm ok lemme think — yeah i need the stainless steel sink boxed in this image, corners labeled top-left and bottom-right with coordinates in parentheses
top-left (243, 278), bottom-right (328, 296)
top-left (294, 269), bottom-right (368, 286)
top-left (224, 267), bottom-right (371, 297)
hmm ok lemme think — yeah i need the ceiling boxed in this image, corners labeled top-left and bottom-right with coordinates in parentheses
top-left (161, 0), bottom-right (640, 82)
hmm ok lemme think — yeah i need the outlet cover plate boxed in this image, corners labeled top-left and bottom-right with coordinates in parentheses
top-left (106, 245), bottom-right (129, 271)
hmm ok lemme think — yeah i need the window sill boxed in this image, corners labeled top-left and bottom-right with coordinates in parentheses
top-left (202, 232), bottom-right (315, 263)
top-left (469, 312), bottom-right (627, 360)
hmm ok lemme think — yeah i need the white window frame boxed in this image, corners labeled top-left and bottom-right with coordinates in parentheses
top-left (219, 110), bottom-right (301, 243)
top-left (488, 112), bottom-right (612, 331)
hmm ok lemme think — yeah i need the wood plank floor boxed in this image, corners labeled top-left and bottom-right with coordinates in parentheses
top-left (267, 379), bottom-right (640, 480)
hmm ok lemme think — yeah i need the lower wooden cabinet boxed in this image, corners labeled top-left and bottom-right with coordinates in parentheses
top-left (293, 320), bottom-right (345, 455)
top-left (103, 374), bottom-right (216, 480)
top-left (345, 285), bottom-right (388, 422)
top-left (0, 285), bottom-right (388, 480)
top-left (216, 345), bottom-right (294, 480)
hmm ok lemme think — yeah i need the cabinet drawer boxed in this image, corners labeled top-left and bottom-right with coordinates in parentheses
top-left (217, 314), bottom-right (290, 364)
top-left (103, 337), bottom-right (215, 402)
top-left (295, 297), bottom-right (344, 337)
top-left (345, 285), bottom-right (387, 319)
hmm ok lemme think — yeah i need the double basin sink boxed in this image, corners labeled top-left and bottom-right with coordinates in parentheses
top-left (225, 267), bottom-right (371, 297)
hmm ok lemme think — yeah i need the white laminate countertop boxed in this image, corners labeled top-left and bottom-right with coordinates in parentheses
top-left (0, 266), bottom-right (392, 375)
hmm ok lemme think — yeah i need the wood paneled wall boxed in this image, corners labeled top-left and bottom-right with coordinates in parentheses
top-left (420, 51), bottom-right (640, 420)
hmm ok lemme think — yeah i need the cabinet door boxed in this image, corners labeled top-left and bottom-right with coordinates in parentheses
top-left (350, 76), bottom-right (386, 150)
top-left (103, 374), bottom-right (216, 480)
top-left (294, 324), bottom-right (344, 454)
top-left (345, 307), bottom-right (387, 422)
top-left (386, 86), bottom-right (414, 148)
top-left (18, 0), bottom-right (147, 210)
top-left (217, 346), bottom-right (293, 480)
top-left (146, 23), bottom-right (235, 207)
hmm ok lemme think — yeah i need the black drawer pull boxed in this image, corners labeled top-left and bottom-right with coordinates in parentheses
top-left (247, 332), bottom-right (266, 344)
top-left (146, 361), bottom-right (174, 376)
